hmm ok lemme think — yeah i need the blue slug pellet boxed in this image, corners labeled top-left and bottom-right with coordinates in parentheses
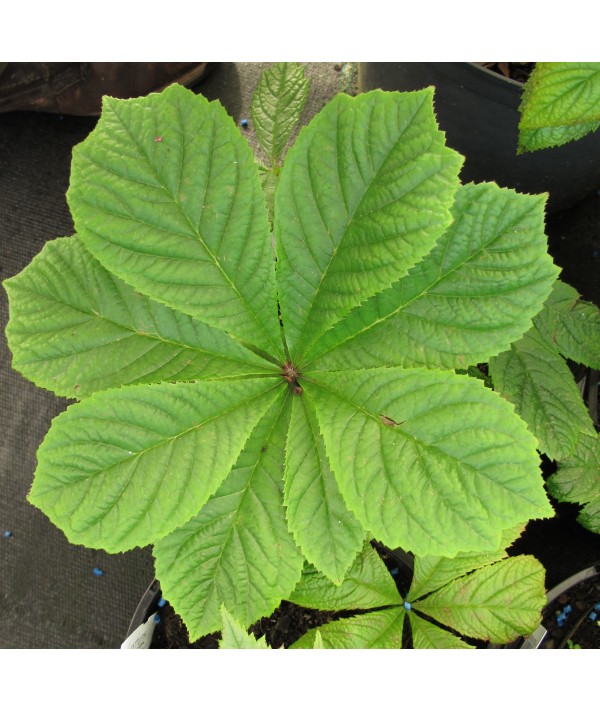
top-left (157, 597), bottom-right (167, 608)
top-left (589, 612), bottom-right (598, 621)
top-left (240, 119), bottom-right (248, 128)
top-left (564, 605), bottom-right (572, 614)
top-left (153, 613), bottom-right (161, 624)
top-left (404, 601), bottom-right (412, 611)
top-left (3, 531), bottom-right (12, 539)
top-left (92, 567), bottom-right (104, 577)
top-left (594, 603), bottom-right (600, 611)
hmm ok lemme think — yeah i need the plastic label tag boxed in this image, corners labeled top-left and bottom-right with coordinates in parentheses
top-left (120, 613), bottom-right (157, 649)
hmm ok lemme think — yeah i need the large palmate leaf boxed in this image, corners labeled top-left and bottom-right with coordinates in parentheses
top-left (547, 433), bottom-right (600, 534)
top-left (413, 556), bottom-right (546, 644)
top-left (153, 394), bottom-right (304, 641)
top-left (305, 182), bottom-right (558, 370)
top-left (284, 395), bottom-right (365, 583)
top-left (28, 378), bottom-right (283, 552)
top-left (4, 237), bottom-right (276, 399)
top-left (275, 88), bottom-right (463, 359)
top-left (3, 76), bottom-right (567, 648)
top-left (252, 61), bottom-right (310, 169)
top-left (291, 608), bottom-right (406, 649)
top-left (489, 327), bottom-right (597, 461)
top-left (306, 368), bottom-right (552, 557)
top-left (67, 84), bottom-right (282, 357)
top-left (288, 542), bottom-right (402, 611)
top-left (518, 62), bottom-right (600, 152)
top-left (533, 279), bottom-right (600, 369)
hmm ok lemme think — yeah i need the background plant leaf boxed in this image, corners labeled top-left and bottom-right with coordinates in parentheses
top-left (29, 378), bottom-right (282, 552)
top-left (533, 279), bottom-right (600, 369)
top-left (291, 608), bottom-right (405, 649)
top-left (307, 368), bottom-right (552, 558)
top-left (251, 61), bottom-right (310, 169)
top-left (547, 433), bottom-right (600, 534)
top-left (288, 542), bottom-right (402, 611)
top-left (4, 236), bottom-right (276, 398)
top-left (67, 83), bottom-right (282, 356)
top-left (275, 88), bottom-right (463, 360)
top-left (305, 182), bottom-right (558, 371)
top-left (518, 62), bottom-right (600, 152)
top-left (284, 395), bottom-right (365, 583)
top-left (489, 327), bottom-right (597, 461)
top-left (413, 555), bottom-right (546, 644)
top-left (153, 394), bottom-right (304, 641)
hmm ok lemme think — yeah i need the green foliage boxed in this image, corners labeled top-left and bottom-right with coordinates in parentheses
top-left (490, 280), bottom-right (600, 532)
top-left (252, 61), bottom-right (310, 172)
top-left (4, 63), bottom-right (566, 645)
top-left (219, 606), bottom-right (269, 649)
top-left (547, 433), bottom-right (600, 534)
top-left (291, 541), bottom-right (546, 648)
top-left (518, 62), bottom-right (600, 153)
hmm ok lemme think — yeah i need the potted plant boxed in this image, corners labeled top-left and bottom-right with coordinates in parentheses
top-left (4, 62), bottom-right (598, 648)
top-left (124, 535), bottom-right (547, 649)
top-left (357, 62), bottom-right (600, 213)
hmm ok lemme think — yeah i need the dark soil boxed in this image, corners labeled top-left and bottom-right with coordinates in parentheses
top-left (540, 574), bottom-right (600, 648)
top-left (151, 597), bottom-right (364, 649)
top-left (479, 62), bottom-right (535, 83)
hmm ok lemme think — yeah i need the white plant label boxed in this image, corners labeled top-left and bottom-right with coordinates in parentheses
top-left (120, 613), bottom-right (157, 649)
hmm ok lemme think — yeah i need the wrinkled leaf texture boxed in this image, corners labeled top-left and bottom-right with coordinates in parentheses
top-left (4, 81), bottom-right (559, 640)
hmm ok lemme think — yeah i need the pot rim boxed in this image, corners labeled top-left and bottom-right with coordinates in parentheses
top-left (517, 561), bottom-right (600, 649)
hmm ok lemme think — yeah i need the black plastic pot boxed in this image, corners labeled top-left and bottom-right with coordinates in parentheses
top-left (358, 62), bottom-right (600, 214)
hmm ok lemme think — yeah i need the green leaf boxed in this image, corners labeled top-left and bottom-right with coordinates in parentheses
top-left (291, 608), bottom-right (406, 649)
top-left (28, 378), bottom-right (283, 552)
top-left (284, 394), bottom-right (365, 582)
top-left (307, 368), bottom-right (552, 558)
top-left (547, 433), bottom-right (600, 534)
top-left (251, 62), bottom-right (310, 168)
top-left (4, 236), bottom-right (277, 398)
top-left (408, 614), bottom-right (474, 649)
top-left (219, 606), bottom-right (269, 649)
top-left (275, 88), bottom-right (463, 360)
top-left (518, 62), bottom-right (600, 152)
top-left (288, 542), bottom-right (402, 611)
top-left (305, 182), bottom-right (558, 371)
top-left (312, 630), bottom-right (325, 649)
top-left (489, 328), bottom-right (597, 461)
top-left (413, 556), bottom-right (546, 644)
top-left (153, 394), bottom-right (304, 641)
top-left (67, 84), bottom-right (282, 357)
top-left (408, 526), bottom-right (524, 601)
top-left (533, 279), bottom-right (600, 369)
top-left (258, 164), bottom-right (278, 229)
